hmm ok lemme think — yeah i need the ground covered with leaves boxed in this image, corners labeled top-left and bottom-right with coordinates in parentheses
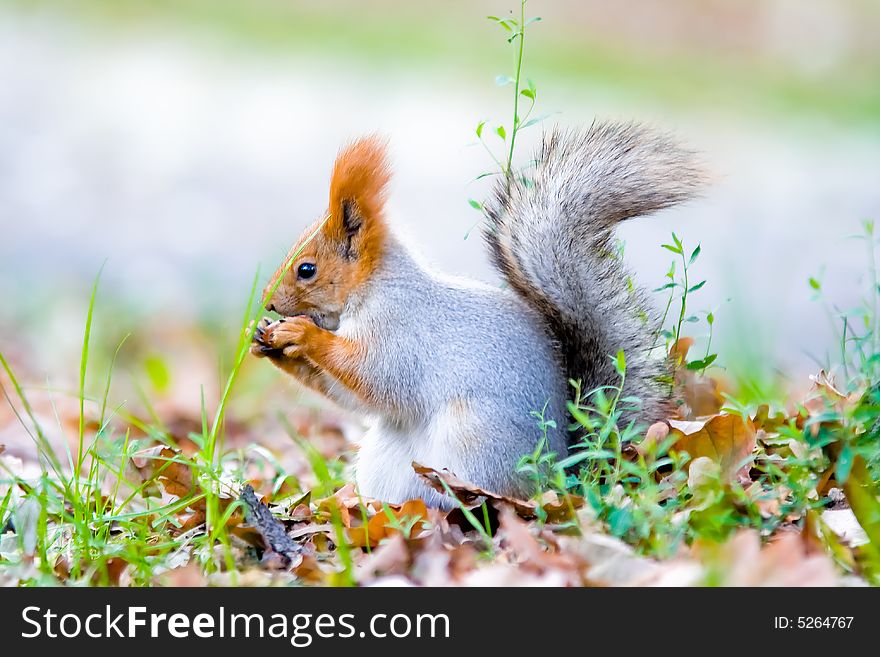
top-left (1, 300), bottom-right (878, 588)
top-left (2, 0), bottom-right (877, 589)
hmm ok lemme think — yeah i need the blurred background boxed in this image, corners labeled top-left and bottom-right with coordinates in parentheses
top-left (1, 0), bottom-right (879, 413)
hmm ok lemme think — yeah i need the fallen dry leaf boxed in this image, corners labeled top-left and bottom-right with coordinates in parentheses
top-left (346, 512), bottom-right (392, 548)
top-left (497, 507), bottom-right (582, 584)
top-left (810, 370), bottom-right (847, 399)
top-left (413, 462), bottom-right (583, 521)
top-left (822, 508), bottom-right (870, 547)
top-left (156, 561), bottom-right (208, 587)
top-left (670, 337), bottom-right (695, 364)
top-left (356, 534), bottom-right (411, 583)
top-left (130, 445), bottom-right (194, 498)
top-left (803, 369), bottom-right (862, 423)
top-left (410, 533), bottom-right (479, 586)
top-left (751, 404), bottom-right (788, 433)
top-left (314, 485), bottom-right (431, 548)
top-left (694, 530), bottom-right (839, 586)
top-left (347, 499), bottom-right (430, 548)
top-left (413, 463), bottom-right (533, 513)
top-left (687, 456), bottom-right (721, 491)
top-left (675, 369), bottom-right (725, 418)
top-left (54, 554), bottom-right (130, 586)
top-left (558, 532), bottom-right (665, 586)
top-left (669, 414), bottom-right (757, 480)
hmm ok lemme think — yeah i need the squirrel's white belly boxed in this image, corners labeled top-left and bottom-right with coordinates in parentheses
top-left (355, 405), bottom-right (473, 509)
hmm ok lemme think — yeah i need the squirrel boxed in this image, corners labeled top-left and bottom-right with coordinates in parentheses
top-left (251, 121), bottom-right (704, 508)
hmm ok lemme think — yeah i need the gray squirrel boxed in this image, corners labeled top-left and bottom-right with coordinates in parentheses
top-left (251, 121), bottom-right (704, 507)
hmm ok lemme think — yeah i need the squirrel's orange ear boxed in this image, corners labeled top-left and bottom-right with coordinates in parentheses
top-left (325, 136), bottom-right (391, 258)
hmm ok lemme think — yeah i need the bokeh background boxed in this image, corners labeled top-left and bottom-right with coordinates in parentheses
top-left (1, 0), bottom-right (879, 412)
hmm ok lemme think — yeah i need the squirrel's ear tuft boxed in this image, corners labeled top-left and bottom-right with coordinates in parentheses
top-left (326, 136), bottom-right (391, 257)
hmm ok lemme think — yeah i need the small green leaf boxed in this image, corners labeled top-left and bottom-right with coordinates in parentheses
top-left (706, 312), bottom-right (714, 325)
top-left (613, 350), bottom-right (626, 376)
top-left (689, 244), bottom-right (701, 265)
top-left (661, 244), bottom-right (682, 255)
top-left (607, 506), bottom-right (633, 536)
top-left (468, 198), bottom-right (483, 210)
top-left (487, 15), bottom-right (514, 31)
top-left (568, 407), bottom-right (591, 431)
top-left (688, 280), bottom-right (707, 293)
top-left (495, 125), bottom-right (507, 140)
top-left (686, 354), bottom-right (717, 370)
top-left (556, 451), bottom-right (592, 470)
top-left (476, 120), bottom-right (486, 138)
top-left (836, 444), bottom-right (854, 483)
top-left (520, 88), bottom-right (535, 100)
top-left (808, 277), bottom-right (821, 291)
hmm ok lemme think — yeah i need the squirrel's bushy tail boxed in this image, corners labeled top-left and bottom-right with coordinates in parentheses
top-left (484, 121), bottom-right (705, 423)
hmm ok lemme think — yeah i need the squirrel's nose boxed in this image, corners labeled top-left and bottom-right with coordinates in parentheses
top-left (265, 302), bottom-right (276, 313)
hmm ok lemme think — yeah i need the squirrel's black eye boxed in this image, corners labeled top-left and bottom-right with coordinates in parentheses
top-left (297, 262), bottom-right (317, 280)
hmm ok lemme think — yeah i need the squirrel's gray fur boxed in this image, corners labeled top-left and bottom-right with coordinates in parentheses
top-left (484, 121), bottom-right (705, 425)
top-left (259, 121), bottom-right (704, 507)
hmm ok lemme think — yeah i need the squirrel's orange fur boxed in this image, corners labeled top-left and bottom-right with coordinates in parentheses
top-left (306, 332), bottom-right (372, 401)
top-left (261, 136), bottom-right (392, 332)
top-left (256, 137), bottom-right (394, 407)
top-left (326, 135), bottom-right (391, 262)
top-left (259, 315), bottom-right (373, 403)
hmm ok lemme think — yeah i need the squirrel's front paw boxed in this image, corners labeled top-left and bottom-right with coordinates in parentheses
top-left (249, 317), bottom-right (275, 358)
top-left (259, 316), bottom-right (316, 358)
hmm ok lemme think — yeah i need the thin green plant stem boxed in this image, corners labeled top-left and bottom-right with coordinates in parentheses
top-left (505, 0), bottom-right (527, 175)
top-left (75, 268), bottom-right (102, 523)
top-left (674, 249), bottom-right (689, 348)
top-left (99, 333), bottom-right (130, 429)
